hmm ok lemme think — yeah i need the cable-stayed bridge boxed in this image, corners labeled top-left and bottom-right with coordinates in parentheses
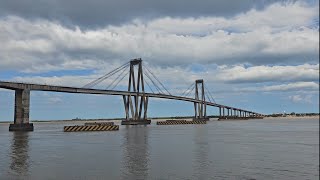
top-left (0, 58), bottom-right (263, 131)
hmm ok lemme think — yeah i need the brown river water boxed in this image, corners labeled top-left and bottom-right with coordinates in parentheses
top-left (0, 118), bottom-right (319, 180)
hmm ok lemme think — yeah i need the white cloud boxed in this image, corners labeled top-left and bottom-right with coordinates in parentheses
top-left (0, 1), bottom-right (318, 73)
top-left (239, 82), bottom-right (319, 92)
top-left (11, 75), bottom-right (114, 88)
top-left (30, 92), bottom-right (64, 105)
top-left (3, 49), bottom-right (318, 90)
top-left (289, 94), bottom-right (313, 103)
top-left (215, 64), bottom-right (319, 83)
top-left (262, 82), bottom-right (319, 91)
top-left (134, 63), bottom-right (320, 90)
top-left (47, 96), bottom-right (63, 104)
top-left (147, 2), bottom-right (318, 34)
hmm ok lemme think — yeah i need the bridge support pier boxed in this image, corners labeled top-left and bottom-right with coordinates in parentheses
top-left (193, 79), bottom-right (209, 121)
top-left (9, 89), bottom-right (33, 131)
top-left (121, 58), bottom-right (151, 125)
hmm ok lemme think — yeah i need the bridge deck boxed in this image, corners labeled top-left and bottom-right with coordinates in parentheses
top-left (0, 81), bottom-right (259, 114)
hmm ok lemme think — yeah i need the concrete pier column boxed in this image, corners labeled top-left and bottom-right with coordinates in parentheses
top-left (9, 89), bottom-right (33, 131)
top-left (219, 107), bottom-right (222, 118)
top-left (222, 108), bottom-right (225, 117)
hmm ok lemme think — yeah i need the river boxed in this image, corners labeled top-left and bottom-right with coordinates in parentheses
top-left (0, 118), bottom-right (318, 180)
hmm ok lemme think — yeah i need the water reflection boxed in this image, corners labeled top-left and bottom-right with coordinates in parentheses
top-left (120, 126), bottom-right (150, 180)
top-left (192, 126), bottom-right (210, 179)
top-left (9, 132), bottom-right (30, 178)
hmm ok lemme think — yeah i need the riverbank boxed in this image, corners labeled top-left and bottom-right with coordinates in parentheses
top-left (0, 115), bottom-right (318, 124)
top-left (265, 116), bottom-right (319, 120)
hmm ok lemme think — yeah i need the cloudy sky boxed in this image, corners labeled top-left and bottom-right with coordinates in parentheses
top-left (0, 0), bottom-right (319, 121)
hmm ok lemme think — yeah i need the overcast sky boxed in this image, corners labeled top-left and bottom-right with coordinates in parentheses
top-left (0, 0), bottom-right (319, 121)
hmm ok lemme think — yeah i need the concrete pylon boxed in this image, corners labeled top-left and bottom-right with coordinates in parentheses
top-left (9, 89), bottom-right (34, 131)
top-left (121, 58), bottom-right (151, 125)
top-left (193, 79), bottom-right (209, 121)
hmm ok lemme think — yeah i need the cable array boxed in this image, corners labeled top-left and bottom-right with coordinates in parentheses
top-left (180, 83), bottom-right (216, 103)
top-left (204, 85), bottom-right (216, 103)
top-left (82, 62), bottom-right (130, 89)
top-left (142, 64), bottom-right (172, 95)
top-left (180, 82), bottom-right (194, 97)
top-left (82, 61), bottom-right (172, 95)
top-left (105, 66), bottom-right (129, 90)
top-left (185, 85), bottom-right (195, 98)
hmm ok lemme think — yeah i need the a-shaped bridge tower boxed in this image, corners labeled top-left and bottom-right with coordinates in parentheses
top-left (193, 79), bottom-right (209, 121)
top-left (121, 59), bottom-right (151, 125)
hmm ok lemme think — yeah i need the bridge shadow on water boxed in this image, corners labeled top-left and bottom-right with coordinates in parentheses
top-left (8, 132), bottom-right (30, 178)
top-left (120, 125), bottom-right (150, 180)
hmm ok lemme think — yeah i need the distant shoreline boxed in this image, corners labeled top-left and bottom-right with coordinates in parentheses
top-left (0, 115), bottom-right (318, 124)
top-left (265, 116), bottom-right (319, 119)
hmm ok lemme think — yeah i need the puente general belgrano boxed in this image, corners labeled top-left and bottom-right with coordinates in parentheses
top-left (0, 58), bottom-right (263, 131)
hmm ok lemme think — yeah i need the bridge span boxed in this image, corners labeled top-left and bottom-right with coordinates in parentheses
top-left (0, 59), bottom-right (263, 131)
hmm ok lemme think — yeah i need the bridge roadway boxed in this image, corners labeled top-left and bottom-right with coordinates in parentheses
top-left (0, 81), bottom-right (259, 115)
